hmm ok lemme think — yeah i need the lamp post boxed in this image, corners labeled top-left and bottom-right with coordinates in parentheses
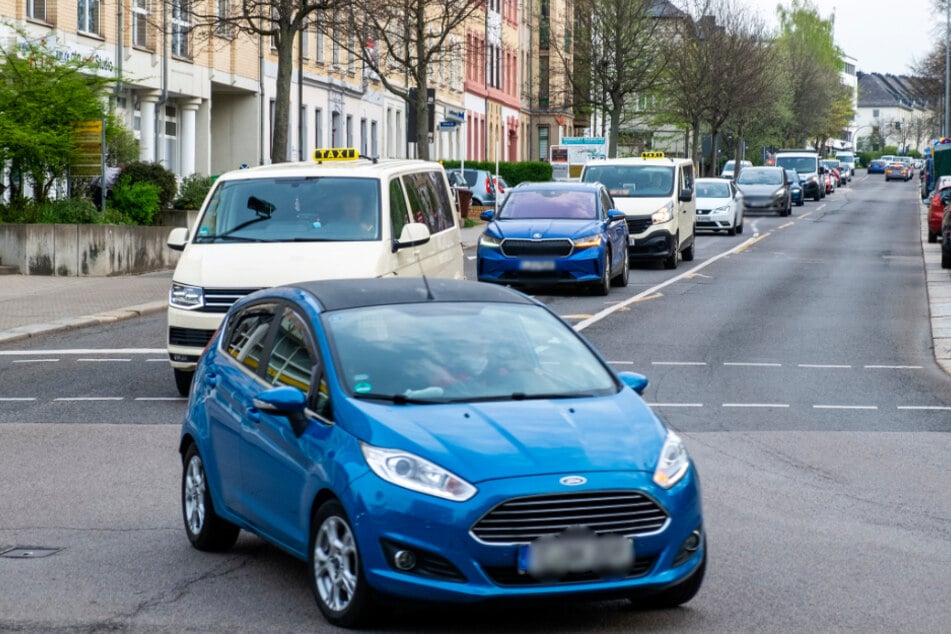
top-left (945, 0), bottom-right (949, 136)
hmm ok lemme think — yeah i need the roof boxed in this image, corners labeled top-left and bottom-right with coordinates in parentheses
top-left (289, 278), bottom-right (536, 312)
top-left (857, 72), bottom-right (926, 109)
top-left (215, 156), bottom-right (445, 182)
top-left (510, 181), bottom-right (604, 192)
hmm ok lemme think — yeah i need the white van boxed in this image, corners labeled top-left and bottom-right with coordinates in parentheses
top-left (165, 148), bottom-right (465, 394)
top-left (720, 160), bottom-right (752, 180)
top-left (774, 151), bottom-right (823, 201)
top-left (580, 152), bottom-right (696, 269)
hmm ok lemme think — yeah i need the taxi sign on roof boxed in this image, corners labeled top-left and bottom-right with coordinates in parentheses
top-left (313, 147), bottom-right (359, 161)
top-left (641, 151), bottom-right (665, 159)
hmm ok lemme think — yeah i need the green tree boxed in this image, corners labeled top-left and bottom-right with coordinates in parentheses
top-left (0, 28), bottom-right (116, 203)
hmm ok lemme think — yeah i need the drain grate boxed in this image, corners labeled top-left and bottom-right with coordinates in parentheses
top-left (0, 546), bottom-right (62, 558)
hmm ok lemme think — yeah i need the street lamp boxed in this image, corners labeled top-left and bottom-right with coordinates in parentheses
top-left (945, 0), bottom-right (949, 136)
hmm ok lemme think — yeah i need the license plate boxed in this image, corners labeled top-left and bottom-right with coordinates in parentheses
top-left (518, 530), bottom-right (634, 578)
top-left (519, 260), bottom-right (555, 271)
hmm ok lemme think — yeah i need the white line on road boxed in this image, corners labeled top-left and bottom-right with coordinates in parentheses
top-left (0, 397), bottom-right (37, 401)
top-left (798, 364), bottom-right (852, 369)
top-left (652, 361), bottom-right (707, 366)
top-left (722, 403), bottom-right (790, 408)
top-left (12, 359), bottom-right (59, 363)
top-left (607, 361), bottom-right (636, 365)
top-left (0, 348), bottom-right (165, 355)
top-left (77, 358), bottom-right (132, 362)
top-left (135, 397), bottom-right (188, 402)
top-left (724, 362), bottom-right (782, 367)
top-left (864, 365), bottom-right (923, 369)
top-left (897, 406), bottom-right (951, 411)
top-left (646, 403), bottom-right (703, 408)
top-left (813, 405), bottom-right (878, 410)
top-left (53, 397), bottom-right (124, 401)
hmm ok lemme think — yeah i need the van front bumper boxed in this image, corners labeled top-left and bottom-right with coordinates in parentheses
top-left (628, 229), bottom-right (676, 261)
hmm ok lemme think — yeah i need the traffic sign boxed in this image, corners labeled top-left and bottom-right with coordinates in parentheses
top-left (446, 109), bottom-right (466, 123)
top-left (438, 121), bottom-right (458, 131)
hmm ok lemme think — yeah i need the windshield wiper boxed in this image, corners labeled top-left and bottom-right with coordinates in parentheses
top-left (508, 392), bottom-right (597, 401)
top-left (195, 234), bottom-right (268, 243)
top-left (351, 392), bottom-right (448, 405)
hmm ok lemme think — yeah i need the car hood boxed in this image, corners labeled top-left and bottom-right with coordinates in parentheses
top-left (487, 218), bottom-right (602, 240)
top-left (350, 391), bottom-right (668, 482)
top-left (696, 196), bottom-right (731, 209)
top-left (735, 184), bottom-right (783, 196)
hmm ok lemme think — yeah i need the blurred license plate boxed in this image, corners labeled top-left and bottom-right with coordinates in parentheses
top-left (519, 260), bottom-right (555, 271)
top-left (518, 530), bottom-right (634, 578)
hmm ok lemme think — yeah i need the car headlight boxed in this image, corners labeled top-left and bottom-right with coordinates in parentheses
top-left (169, 282), bottom-right (204, 309)
top-left (573, 233), bottom-right (603, 248)
top-left (653, 431), bottom-right (690, 489)
top-left (773, 188), bottom-right (786, 201)
top-left (651, 201), bottom-right (674, 224)
top-left (361, 443), bottom-right (477, 502)
top-left (479, 233), bottom-right (501, 249)
top-left (713, 205), bottom-right (731, 214)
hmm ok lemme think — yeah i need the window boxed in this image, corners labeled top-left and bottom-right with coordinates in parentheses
top-left (370, 121), bottom-right (378, 156)
top-left (133, 0), bottom-right (149, 48)
top-left (389, 178), bottom-right (409, 238)
top-left (332, 9), bottom-right (341, 65)
top-left (360, 118), bottom-right (367, 155)
top-left (315, 108), bottom-right (323, 147)
top-left (224, 305), bottom-right (277, 374)
top-left (164, 104), bottom-right (179, 174)
top-left (301, 20), bottom-right (310, 59)
top-left (538, 126), bottom-right (549, 161)
top-left (402, 171), bottom-right (454, 234)
top-left (78, 0), bottom-right (100, 34)
top-left (267, 309), bottom-right (315, 391)
top-left (27, 0), bottom-right (47, 22)
top-left (346, 115), bottom-right (353, 147)
top-left (171, 0), bottom-right (191, 58)
top-left (215, 0), bottom-right (233, 38)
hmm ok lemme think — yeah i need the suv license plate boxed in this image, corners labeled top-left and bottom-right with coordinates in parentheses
top-left (519, 260), bottom-right (555, 271)
top-left (518, 531), bottom-right (634, 578)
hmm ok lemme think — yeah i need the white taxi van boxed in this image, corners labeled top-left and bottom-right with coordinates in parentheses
top-left (580, 152), bottom-right (696, 269)
top-left (165, 148), bottom-right (465, 395)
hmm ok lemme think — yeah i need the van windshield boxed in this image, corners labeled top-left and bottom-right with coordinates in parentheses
top-left (582, 165), bottom-right (673, 198)
top-left (195, 177), bottom-right (382, 243)
top-left (775, 156), bottom-right (817, 174)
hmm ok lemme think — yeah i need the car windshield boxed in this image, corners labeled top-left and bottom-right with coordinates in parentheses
top-left (697, 181), bottom-right (730, 198)
top-left (195, 177), bottom-right (381, 243)
top-left (324, 301), bottom-right (618, 403)
top-left (497, 190), bottom-right (598, 220)
top-left (582, 165), bottom-right (674, 198)
top-left (737, 169), bottom-right (782, 185)
top-left (774, 157), bottom-right (817, 174)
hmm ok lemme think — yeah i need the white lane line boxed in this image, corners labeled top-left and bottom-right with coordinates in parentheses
top-left (0, 397), bottom-right (37, 401)
top-left (798, 364), bottom-right (851, 369)
top-left (724, 362), bottom-right (782, 367)
top-left (12, 359), bottom-right (60, 363)
top-left (646, 403), bottom-right (703, 408)
top-left (53, 397), bottom-right (124, 402)
top-left (722, 403), bottom-right (790, 408)
top-left (652, 361), bottom-right (707, 366)
top-left (897, 406), bottom-right (951, 411)
top-left (864, 365), bottom-right (923, 369)
top-left (608, 361), bottom-right (636, 365)
top-left (0, 348), bottom-right (165, 355)
top-left (77, 358), bottom-right (132, 362)
top-left (574, 234), bottom-right (766, 331)
top-left (813, 405), bottom-right (878, 410)
top-left (135, 397), bottom-right (188, 402)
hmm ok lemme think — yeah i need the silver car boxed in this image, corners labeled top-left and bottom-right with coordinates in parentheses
top-left (695, 177), bottom-right (744, 235)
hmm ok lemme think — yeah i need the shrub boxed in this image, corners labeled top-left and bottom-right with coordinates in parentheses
top-left (174, 173), bottom-right (215, 209)
top-left (119, 161), bottom-right (178, 211)
top-left (109, 180), bottom-right (161, 226)
top-left (440, 160), bottom-right (553, 186)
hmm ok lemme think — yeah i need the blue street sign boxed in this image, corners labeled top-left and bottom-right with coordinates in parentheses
top-left (438, 120), bottom-right (458, 130)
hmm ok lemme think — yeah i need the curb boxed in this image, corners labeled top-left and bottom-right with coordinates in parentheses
top-left (0, 301), bottom-right (167, 345)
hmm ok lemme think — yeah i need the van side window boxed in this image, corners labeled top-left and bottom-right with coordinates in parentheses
top-left (389, 178), bottom-right (409, 238)
top-left (403, 171), bottom-right (454, 234)
top-left (681, 164), bottom-right (694, 192)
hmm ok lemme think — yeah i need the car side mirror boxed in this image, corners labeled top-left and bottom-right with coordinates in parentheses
top-left (252, 386), bottom-right (309, 437)
top-left (607, 209), bottom-right (626, 222)
top-left (679, 187), bottom-right (693, 202)
top-left (480, 209), bottom-right (495, 221)
top-left (617, 371), bottom-right (649, 395)
top-left (392, 222), bottom-right (432, 253)
top-left (167, 227), bottom-right (188, 252)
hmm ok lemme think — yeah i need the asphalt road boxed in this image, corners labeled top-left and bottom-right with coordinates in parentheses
top-left (0, 173), bottom-right (948, 632)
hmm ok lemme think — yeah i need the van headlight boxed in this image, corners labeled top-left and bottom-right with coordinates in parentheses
top-left (362, 443), bottom-right (477, 501)
top-left (653, 431), bottom-right (690, 489)
top-left (651, 201), bottom-right (674, 224)
top-left (169, 283), bottom-right (205, 309)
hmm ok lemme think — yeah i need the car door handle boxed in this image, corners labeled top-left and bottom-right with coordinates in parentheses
top-left (206, 372), bottom-right (217, 387)
top-left (245, 406), bottom-right (260, 423)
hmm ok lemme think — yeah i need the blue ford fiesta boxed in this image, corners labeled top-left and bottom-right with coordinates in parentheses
top-left (179, 278), bottom-right (705, 628)
top-left (476, 181), bottom-right (630, 295)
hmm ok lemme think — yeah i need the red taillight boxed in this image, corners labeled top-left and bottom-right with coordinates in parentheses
top-left (485, 177), bottom-right (492, 194)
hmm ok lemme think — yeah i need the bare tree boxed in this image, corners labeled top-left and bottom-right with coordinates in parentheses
top-left (323, 0), bottom-right (482, 161)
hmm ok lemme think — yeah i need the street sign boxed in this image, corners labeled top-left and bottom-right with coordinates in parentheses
top-left (438, 120), bottom-right (458, 131)
top-left (446, 109), bottom-right (466, 123)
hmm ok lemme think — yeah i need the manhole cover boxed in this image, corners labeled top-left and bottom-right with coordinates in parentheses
top-left (0, 546), bottom-right (61, 558)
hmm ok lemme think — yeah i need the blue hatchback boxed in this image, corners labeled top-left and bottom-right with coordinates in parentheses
top-left (179, 278), bottom-right (705, 628)
top-left (785, 169), bottom-right (804, 206)
top-left (476, 181), bottom-right (629, 295)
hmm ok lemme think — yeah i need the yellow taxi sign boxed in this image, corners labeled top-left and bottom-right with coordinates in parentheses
top-left (641, 151), bottom-right (665, 159)
top-left (313, 147), bottom-right (359, 161)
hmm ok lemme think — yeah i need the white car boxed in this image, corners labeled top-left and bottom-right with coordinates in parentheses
top-left (695, 177), bottom-right (744, 235)
top-left (720, 159), bottom-right (752, 180)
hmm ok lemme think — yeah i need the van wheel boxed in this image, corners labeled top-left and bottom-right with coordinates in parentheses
top-left (942, 247), bottom-right (951, 269)
top-left (681, 232), bottom-right (695, 262)
top-left (174, 369), bottom-right (194, 397)
top-left (663, 242), bottom-right (679, 269)
top-left (813, 189), bottom-right (821, 202)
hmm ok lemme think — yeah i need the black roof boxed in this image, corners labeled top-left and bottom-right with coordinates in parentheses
top-left (289, 278), bottom-right (536, 312)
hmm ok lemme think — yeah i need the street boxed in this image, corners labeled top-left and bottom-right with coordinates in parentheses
top-left (1, 173), bottom-right (949, 632)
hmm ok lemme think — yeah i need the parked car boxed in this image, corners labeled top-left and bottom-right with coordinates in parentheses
top-left (179, 277), bottom-right (706, 628)
top-left (477, 181), bottom-right (629, 295)
top-left (821, 160), bottom-right (845, 187)
top-left (695, 177), bottom-right (744, 235)
top-left (720, 159), bottom-right (752, 180)
top-left (928, 176), bottom-right (951, 243)
top-left (834, 152), bottom-right (856, 182)
top-left (785, 169), bottom-right (805, 206)
top-left (885, 162), bottom-right (912, 182)
top-left (867, 158), bottom-right (887, 174)
top-left (942, 204), bottom-right (951, 268)
top-left (445, 168), bottom-right (504, 207)
top-left (734, 166), bottom-right (792, 216)
top-left (774, 151), bottom-right (823, 201)
top-left (823, 168), bottom-right (836, 194)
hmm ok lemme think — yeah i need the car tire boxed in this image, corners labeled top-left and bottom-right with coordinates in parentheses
top-left (727, 221), bottom-right (736, 236)
top-left (813, 189), bottom-right (821, 202)
top-left (594, 251), bottom-right (611, 296)
top-left (182, 445), bottom-right (240, 552)
top-left (611, 248), bottom-right (629, 287)
top-left (174, 369), bottom-right (194, 397)
top-left (308, 500), bottom-right (376, 629)
top-left (629, 544), bottom-right (706, 610)
top-left (736, 217), bottom-right (744, 234)
top-left (663, 236), bottom-right (678, 270)
top-left (681, 231), bottom-right (695, 262)
top-left (929, 231), bottom-right (938, 244)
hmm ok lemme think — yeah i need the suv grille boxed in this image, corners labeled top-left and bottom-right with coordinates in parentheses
top-left (471, 491), bottom-right (669, 544)
top-left (500, 239), bottom-right (573, 258)
top-left (626, 218), bottom-right (653, 235)
top-left (200, 288), bottom-right (261, 313)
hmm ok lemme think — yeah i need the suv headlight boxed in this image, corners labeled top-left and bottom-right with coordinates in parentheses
top-left (479, 234), bottom-right (501, 249)
top-left (651, 201), bottom-right (674, 224)
top-left (362, 443), bottom-right (477, 501)
top-left (169, 282), bottom-right (204, 309)
top-left (653, 431), bottom-right (690, 489)
top-left (573, 233), bottom-right (603, 248)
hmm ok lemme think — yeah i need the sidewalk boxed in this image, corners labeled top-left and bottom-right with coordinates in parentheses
top-left (1, 215), bottom-right (948, 377)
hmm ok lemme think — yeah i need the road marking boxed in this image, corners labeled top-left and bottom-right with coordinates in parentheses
top-left (145, 358), bottom-right (168, 362)
top-left (646, 403), bottom-right (703, 408)
top-left (652, 361), bottom-right (707, 366)
top-left (0, 397), bottom-right (36, 401)
top-left (135, 397), bottom-right (188, 402)
top-left (778, 222), bottom-right (794, 229)
top-left (608, 361), bottom-right (636, 365)
top-left (724, 362), bottom-right (782, 367)
top-left (897, 405), bottom-right (951, 411)
top-left (77, 358), bottom-right (132, 362)
top-left (864, 365), bottom-right (922, 369)
top-left (53, 397), bottom-right (124, 401)
top-left (12, 359), bottom-right (59, 363)
top-left (722, 403), bottom-right (790, 408)
top-left (798, 364), bottom-right (852, 369)
top-left (813, 405), bottom-right (878, 410)
top-left (0, 348), bottom-right (165, 355)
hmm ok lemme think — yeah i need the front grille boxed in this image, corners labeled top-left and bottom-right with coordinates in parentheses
top-left (500, 239), bottom-right (572, 258)
top-left (626, 218), bottom-right (652, 235)
top-left (471, 491), bottom-right (669, 545)
top-left (200, 288), bottom-right (261, 313)
top-left (483, 555), bottom-right (656, 586)
top-left (168, 327), bottom-right (216, 348)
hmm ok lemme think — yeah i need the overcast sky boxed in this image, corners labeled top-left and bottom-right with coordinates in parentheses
top-left (748, 0), bottom-right (937, 76)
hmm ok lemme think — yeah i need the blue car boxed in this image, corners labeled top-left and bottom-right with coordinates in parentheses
top-left (785, 169), bottom-right (805, 206)
top-left (179, 278), bottom-right (705, 628)
top-left (476, 181), bottom-right (629, 295)
top-left (867, 159), bottom-right (887, 174)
